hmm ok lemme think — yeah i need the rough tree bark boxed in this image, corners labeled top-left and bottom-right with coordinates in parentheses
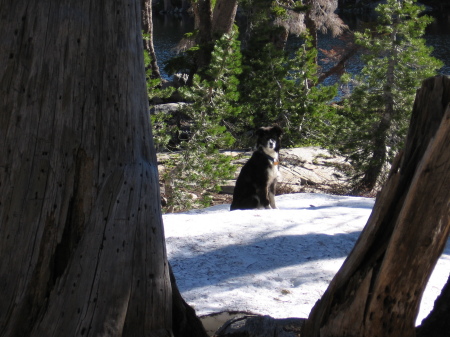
top-left (192, 0), bottom-right (213, 70)
top-left (302, 75), bottom-right (450, 337)
top-left (142, 0), bottom-right (161, 79)
top-left (212, 0), bottom-right (238, 37)
top-left (170, 265), bottom-right (209, 337)
top-left (0, 1), bottom-right (205, 336)
top-left (183, 0), bottom-right (237, 82)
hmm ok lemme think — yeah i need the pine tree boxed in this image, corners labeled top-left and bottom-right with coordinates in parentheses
top-left (238, 32), bottom-right (337, 147)
top-left (330, 0), bottom-right (443, 193)
top-left (158, 27), bottom-right (242, 212)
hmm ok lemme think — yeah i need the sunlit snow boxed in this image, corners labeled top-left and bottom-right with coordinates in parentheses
top-left (164, 193), bottom-right (449, 326)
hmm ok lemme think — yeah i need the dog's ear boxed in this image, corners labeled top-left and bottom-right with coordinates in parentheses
top-left (272, 125), bottom-right (283, 137)
top-left (255, 127), bottom-right (265, 138)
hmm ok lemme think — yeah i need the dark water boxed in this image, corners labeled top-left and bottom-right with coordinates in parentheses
top-left (152, 12), bottom-right (450, 81)
top-left (153, 14), bottom-right (195, 78)
top-left (425, 11), bottom-right (450, 75)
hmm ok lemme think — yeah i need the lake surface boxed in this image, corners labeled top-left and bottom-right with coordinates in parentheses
top-left (152, 11), bottom-right (450, 81)
top-left (152, 14), bottom-right (195, 79)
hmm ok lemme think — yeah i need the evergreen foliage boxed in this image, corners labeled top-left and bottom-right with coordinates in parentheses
top-left (155, 28), bottom-right (242, 212)
top-left (148, 0), bottom-right (446, 209)
top-left (237, 4), bottom-right (337, 147)
top-left (327, 0), bottom-right (443, 192)
top-left (150, 2), bottom-right (341, 211)
top-left (144, 47), bottom-right (175, 152)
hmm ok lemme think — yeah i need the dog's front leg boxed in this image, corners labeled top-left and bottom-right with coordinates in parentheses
top-left (262, 187), bottom-right (276, 209)
top-left (268, 181), bottom-right (277, 209)
top-left (257, 187), bottom-right (271, 209)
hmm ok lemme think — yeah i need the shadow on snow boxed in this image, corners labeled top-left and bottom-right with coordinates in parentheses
top-left (169, 231), bottom-right (362, 291)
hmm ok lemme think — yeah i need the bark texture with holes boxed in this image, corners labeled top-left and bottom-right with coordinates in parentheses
top-left (0, 1), bottom-right (172, 336)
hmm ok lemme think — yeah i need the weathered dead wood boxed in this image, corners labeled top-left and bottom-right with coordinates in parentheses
top-left (0, 1), bottom-right (204, 336)
top-left (302, 75), bottom-right (450, 337)
top-left (170, 264), bottom-right (209, 337)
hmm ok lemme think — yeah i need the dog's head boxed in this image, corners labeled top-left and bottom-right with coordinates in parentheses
top-left (255, 125), bottom-right (283, 154)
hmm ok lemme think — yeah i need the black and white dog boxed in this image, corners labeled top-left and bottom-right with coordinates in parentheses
top-left (230, 125), bottom-right (283, 211)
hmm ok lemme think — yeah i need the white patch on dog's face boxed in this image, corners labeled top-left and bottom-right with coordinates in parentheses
top-left (256, 130), bottom-right (280, 156)
top-left (262, 140), bottom-right (278, 158)
top-left (255, 125), bottom-right (282, 161)
top-left (267, 139), bottom-right (276, 149)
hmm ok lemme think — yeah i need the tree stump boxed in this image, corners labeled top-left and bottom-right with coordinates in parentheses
top-left (302, 75), bottom-right (450, 337)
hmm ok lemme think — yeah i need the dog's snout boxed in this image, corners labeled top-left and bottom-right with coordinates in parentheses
top-left (268, 139), bottom-right (276, 147)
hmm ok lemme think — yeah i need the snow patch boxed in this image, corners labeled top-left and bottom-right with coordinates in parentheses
top-left (164, 193), bottom-right (449, 326)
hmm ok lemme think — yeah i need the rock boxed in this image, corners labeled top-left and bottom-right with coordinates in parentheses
top-left (200, 311), bottom-right (253, 336)
top-left (150, 102), bottom-right (187, 115)
top-left (212, 313), bottom-right (305, 337)
top-left (172, 73), bottom-right (189, 88)
top-left (220, 147), bottom-right (349, 195)
top-left (278, 147), bottom-right (347, 192)
top-left (220, 181), bottom-right (237, 195)
top-left (159, 147), bottom-right (349, 203)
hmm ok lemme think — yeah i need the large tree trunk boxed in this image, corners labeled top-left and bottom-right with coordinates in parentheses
top-left (194, 0), bottom-right (213, 64)
top-left (187, 0), bottom-right (237, 82)
top-left (0, 1), bottom-right (202, 336)
top-left (212, 0), bottom-right (238, 37)
top-left (302, 75), bottom-right (450, 337)
top-left (189, 0), bottom-right (213, 81)
top-left (142, 0), bottom-right (161, 79)
top-left (192, 0), bottom-right (212, 44)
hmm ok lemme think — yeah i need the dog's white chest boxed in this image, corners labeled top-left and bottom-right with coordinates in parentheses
top-left (267, 155), bottom-right (279, 182)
